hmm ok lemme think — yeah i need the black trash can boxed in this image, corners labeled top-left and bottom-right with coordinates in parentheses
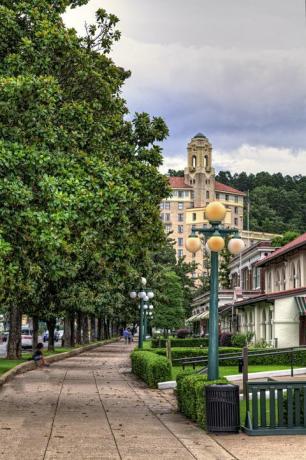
top-left (205, 384), bottom-right (240, 433)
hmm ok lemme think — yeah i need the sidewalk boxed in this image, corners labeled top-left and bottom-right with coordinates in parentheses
top-left (0, 341), bottom-right (232, 460)
top-left (1, 341), bottom-right (306, 459)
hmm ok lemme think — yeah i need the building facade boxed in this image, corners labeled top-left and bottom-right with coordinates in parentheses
top-left (161, 133), bottom-right (278, 274)
top-left (161, 133), bottom-right (245, 271)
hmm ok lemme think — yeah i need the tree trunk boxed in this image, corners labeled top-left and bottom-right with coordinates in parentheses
top-left (76, 311), bottom-right (82, 344)
top-left (64, 313), bottom-right (71, 347)
top-left (104, 318), bottom-right (109, 339)
top-left (47, 318), bottom-right (56, 352)
top-left (32, 316), bottom-right (39, 351)
top-left (97, 317), bottom-right (103, 340)
top-left (90, 315), bottom-right (96, 341)
top-left (70, 314), bottom-right (75, 347)
top-left (82, 315), bottom-right (89, 344)
top-left (7, 305), bottom-right (22, 359)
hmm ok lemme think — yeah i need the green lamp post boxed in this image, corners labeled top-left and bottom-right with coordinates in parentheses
top-left (129, 277), bottom-right (154, 349)
top-left (186, 201), bottom-right (245, 381)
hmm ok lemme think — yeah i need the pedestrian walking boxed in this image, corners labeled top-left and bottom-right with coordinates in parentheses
top-left (123, 328), bottom-right (129, 344)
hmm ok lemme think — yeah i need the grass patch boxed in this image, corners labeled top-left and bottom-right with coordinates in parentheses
top-left (172, 364), bottom-right (294, 381)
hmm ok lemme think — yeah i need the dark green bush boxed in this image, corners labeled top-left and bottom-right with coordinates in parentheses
top-left (131, 350), bottom-right (172, 388)
top-left (176, 372), bottom-right (227, 429)
top-left (150, 347), bottom-right (306, 368)
top-left (153, 347), bottom-right (242, 365)
top-left (151, 337), bottom-right (209, 348)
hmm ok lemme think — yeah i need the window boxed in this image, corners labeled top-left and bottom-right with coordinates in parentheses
top-left (276, 270), bottom-right (280, 291)
top-left (267, 271), bottom-right (272, 291)
top-left (191, 224), bottom-right (196, 230)
top-left (178, 213), bottom-right (184, 222)
top-left (178, 249), bottom-right (184, 258)
top-left (234, 207), bottom-right (238, 214)
top-left (216, 192), bottom-right (220, 199)
top-left (164, 202), bottom-right (170, 210)
top-left (165, 213), bottom-right (170, 221)
top-left (165, 225), bottom-right (171, 232)
top-left (225, 194), bottom-right (229, 201)
top-left (178, 238), bottom-right (183, 247)
top-left (192, 213), bottom-right (197, 221)
top-left (297, 261), bottom-right (301, 288)
top-left (281, 267), bottom-right (286, 290)
top-left (160, 203), bottom-right (164, 210)
top-left (178, 225), bottom-right (184, 233)
top-left (160, 213), bottom-right (164, 221)
top-left (234, 218), bottom-right (238, 226)
top-left (206, 191), bottom-right (210, 199)
top-left (191, 191), bottom-right (195, 199)
top-left (185, 191), bottom-right (190, 197)
top-left (291, 263), bottom-right (296, 288)
top-left (178, 190), bottom-right (184, 198)
top-left (192, 155), bottom-right (197, 168)
top-left (235, 196), bottom-right (238, 203)
top-left (178, 202), bottom-right (184, 210)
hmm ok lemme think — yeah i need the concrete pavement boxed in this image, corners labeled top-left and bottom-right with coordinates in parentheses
top-left (0, 341), bottom-right (232, 460)
top-left (2, 341), bottom-right (306, 459)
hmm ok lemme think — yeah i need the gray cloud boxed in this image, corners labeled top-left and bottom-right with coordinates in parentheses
top-left (64, 0), bottom-right (306, 173)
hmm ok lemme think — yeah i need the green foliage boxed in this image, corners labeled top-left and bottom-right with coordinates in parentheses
top-left (231, 333), bottom-right (254, 348)
top-left (219, 241), bottom-right (231, 289)
top-left (0, 0), bottom-right (172, 356)
top-left (272, 231), bottom-right (300, 248)
top-left (131, 350), bottom-right (172, 388)
top-left (151, 337), bottom-right (209, 348)
top-left (167, 169), bottom-right (184, 177)
top-left (152, 347), bottom-right (243, 365)
top-left (152, 269), bottom-right (185, 334)
top-left (176, 372), bottom-right (227, 429)
top-left (215, 171), bottom-right (306, 233)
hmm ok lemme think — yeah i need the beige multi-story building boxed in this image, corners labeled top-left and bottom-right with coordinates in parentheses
top-left (161, 133), bottom-right (247, 272)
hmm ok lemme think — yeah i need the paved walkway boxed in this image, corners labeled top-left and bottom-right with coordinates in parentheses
top-left (0, 342), bottom-right (232, 460)
top-left (2, 342), bottom-right (306, 459)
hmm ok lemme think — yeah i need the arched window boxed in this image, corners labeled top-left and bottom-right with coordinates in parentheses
top-left (204, 155), bottom-right (208, 168)
top-left (262, 309), bottom-right (266, 340)
top-left (267, 271), bottom-right (272, 291)
top-left (291, 263), bottom-right (296, 288)
top-left (276, 270), bottom-right (280, 291)
top-left (192, 155), bottom-right (197, 168)
top-left (282, 267), bottom-right (286, 291)
top-left (296, 261), bottom-right (301, 288)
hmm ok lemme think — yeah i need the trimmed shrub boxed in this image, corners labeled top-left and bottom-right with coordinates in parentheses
top-left (153, 347), bottom-right (242, 365)
top-left (149, 347), bottom-right (306, 368)
top-left (151, 337), bottom-right (209, 349)
top-left (176, 372), bottom-right (227, 429)
top-left (131, 350), bottom-right (171, 388)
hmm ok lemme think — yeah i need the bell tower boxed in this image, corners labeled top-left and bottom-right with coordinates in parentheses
top-left (184, 133), bottom-right (215, 208)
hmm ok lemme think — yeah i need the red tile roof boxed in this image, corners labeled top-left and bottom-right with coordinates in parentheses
top-left (215, 181), bottom-right (246, 196)
top-left (257, 232), bottom-right (306, 267)
top-left (168, 177), bottom-right (192, 189)
top-left (168, 176), bottom-right (245, 196)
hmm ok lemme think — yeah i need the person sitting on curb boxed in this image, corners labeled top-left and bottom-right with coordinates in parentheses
top-left (32, 342), bottom-right (49, 368)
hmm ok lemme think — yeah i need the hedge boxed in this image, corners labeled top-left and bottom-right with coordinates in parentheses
top-left (152, 347), bottom-right (306, 368)
top-left (131, 350), bottom-right (172, 388)
top-left (152, 347), bottom-right (242, 365)
top-left (151, 337), bottom-right (209, 348)
top-left (176, 371), bottom-right (227, 429)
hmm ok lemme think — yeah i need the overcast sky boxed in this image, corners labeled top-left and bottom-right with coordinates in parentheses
top-left (64, 1), bottom-right (306, 175)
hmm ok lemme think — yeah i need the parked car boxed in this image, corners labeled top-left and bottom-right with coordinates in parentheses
top-left (21, 327), bottom-right (33, 349)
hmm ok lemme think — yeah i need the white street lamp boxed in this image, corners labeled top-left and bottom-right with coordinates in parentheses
top-left (147, 291), bottom-right (154, 299)
top-left (129, 291), bottom-right (137, 299)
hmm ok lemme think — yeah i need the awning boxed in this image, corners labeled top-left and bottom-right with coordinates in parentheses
top-left (186, 313), bottom-right (200, 323)
top-left (198, 311), bottom-right (209, 320)
top-left (295, 296), bottom-right (306, 315)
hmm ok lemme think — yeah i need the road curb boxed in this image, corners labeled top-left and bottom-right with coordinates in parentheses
top-left (0, 338), bottom-right (118, 388)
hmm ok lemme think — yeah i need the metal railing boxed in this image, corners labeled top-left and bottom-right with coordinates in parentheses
top-left (243, 381), bottom-right (306, 435)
